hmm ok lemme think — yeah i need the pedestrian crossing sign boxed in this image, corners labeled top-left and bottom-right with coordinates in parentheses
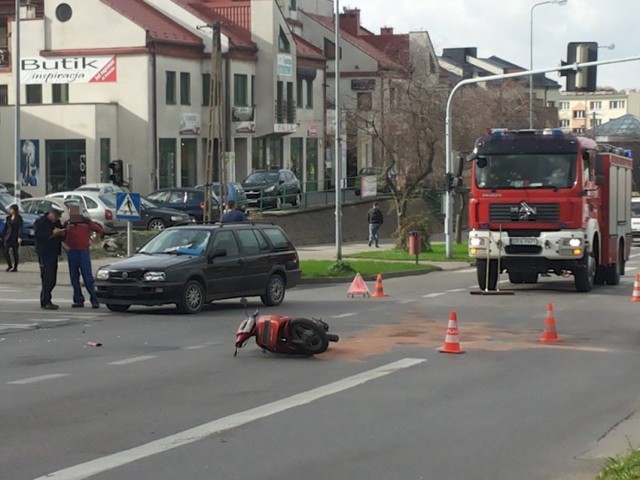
top-left (116, 192), bottom-right (141, 221)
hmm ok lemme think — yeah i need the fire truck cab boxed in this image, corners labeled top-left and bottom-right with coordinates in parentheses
top-left (467, 128), bottom-right (633, 293)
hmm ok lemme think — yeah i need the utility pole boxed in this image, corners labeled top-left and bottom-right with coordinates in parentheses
top-left (201, 22), bottom-right (223, 223)
top-left (13, 0), bottom-right (21, 205)
top-left (334, 0), bottom-right (342, 260)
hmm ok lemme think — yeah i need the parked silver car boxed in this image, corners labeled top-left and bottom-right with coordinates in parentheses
top-left (21, 196), bottom-right (90, 224)
top-left (76, 183), bottom-right (129, 195)
top-left (46, 191), bottom-right (125, 233)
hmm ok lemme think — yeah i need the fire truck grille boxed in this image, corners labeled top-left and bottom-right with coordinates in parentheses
top-left (489, 203), bottom-right (559, 223)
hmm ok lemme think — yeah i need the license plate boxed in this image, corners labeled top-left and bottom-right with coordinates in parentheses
top-left (510, 237), bottom-right (537, 246)
top-left (112, 287), bottom-right (137, 297)
top-left (28, 229), bottom-right (35, 236)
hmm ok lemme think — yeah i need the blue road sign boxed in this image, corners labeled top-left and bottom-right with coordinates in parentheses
top-left (116, 192), bottom-right (141, 221)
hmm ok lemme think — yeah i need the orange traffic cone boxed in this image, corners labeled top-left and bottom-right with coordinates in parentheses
top-left (371, 274), bottom-right (386, 298)
top-left (538, 303), bottom-right (560, 343)
top-left (347, 273), bottom-right (370, 298)
top-left (632, 275), bottom-right (640, 303)
top-left (439, 311), bottom-right (465, 354)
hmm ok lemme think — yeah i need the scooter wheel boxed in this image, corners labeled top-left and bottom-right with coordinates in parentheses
top-left (327, 334), bottom-right (340, 343)
top-left (289, 318), bottom-right (329, 354)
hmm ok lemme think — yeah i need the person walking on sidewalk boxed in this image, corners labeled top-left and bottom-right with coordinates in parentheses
top-left (221, 199), bottom-right (247, 223)
top-left (367, 201), bottom-right (383, 248)
top-left (64, 207), bottom-right (104, 308)
top-left (34, 205), bottom-right (66, 310)
top-left (2, 204), bottom-right (23, 272)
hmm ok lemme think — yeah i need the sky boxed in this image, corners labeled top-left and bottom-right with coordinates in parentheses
top-left (343, 0), bottom-right (640, 91)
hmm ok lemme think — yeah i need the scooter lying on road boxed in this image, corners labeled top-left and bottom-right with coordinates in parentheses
top-left (234, 298), bottom-right (339, 357)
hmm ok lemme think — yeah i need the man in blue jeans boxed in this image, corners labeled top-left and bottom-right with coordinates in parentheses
top-left (64, 206), bottom-right (104, 308)
top-left (367, 201), bottom-right (383, 248)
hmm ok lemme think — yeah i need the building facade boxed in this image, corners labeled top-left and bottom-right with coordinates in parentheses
top-left (558, 90), bottom-right (640, 134)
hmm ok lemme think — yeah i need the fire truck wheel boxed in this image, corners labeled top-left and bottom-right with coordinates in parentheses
top-left (574, 252), bottom-right (595, 292)
top-left (477, 259), bottom-right (498, 291)
top-left (605, 246), bottom-right (623, 285)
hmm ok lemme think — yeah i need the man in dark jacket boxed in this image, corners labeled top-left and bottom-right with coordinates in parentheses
top-left (34, 205), bottom-right (66, 310)
top-left (367, 202), bottom-right (383, 248)
top-left (221, 199), bottom-right (247, 223)
top-left (64, 205), bottom-right (104, 308)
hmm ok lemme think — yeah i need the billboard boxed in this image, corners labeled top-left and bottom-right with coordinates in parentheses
top-left (232, 106), bottom-right (256, 134)
top-left (179, 113), bottom-right (201, 136)
top-left (20, 140), bottom-right (39, 187)
top-left (20, 56), bottom-right (117, 84)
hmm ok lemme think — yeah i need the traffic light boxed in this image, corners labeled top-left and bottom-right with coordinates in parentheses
top-left (560, 42), bottom-right (598, 92)
top-left (109, 159), bottom-right (124, 186)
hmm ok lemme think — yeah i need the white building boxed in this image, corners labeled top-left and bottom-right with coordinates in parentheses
top-left (0, 0), bottom-right (326, 195)
top-left (557, 90), bottom-right (640, 133)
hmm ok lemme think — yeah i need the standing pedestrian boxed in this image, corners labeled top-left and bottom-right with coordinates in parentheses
top-left (367, 201), bottom-right (383, 248)
top-left (2, 204), bottom-right (23, 272)
top-left (34, 205), bottom-right (66, 310)
top-left (64, 205), bottom-right (104, 308)
top-left (221, 199), bottom-right (247, 222)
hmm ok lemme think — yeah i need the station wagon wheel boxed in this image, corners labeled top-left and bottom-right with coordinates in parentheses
top-left (261, 274), bottom-right (285, 306)
top-left (106, 304), bottom-right (130, 313)
top-left (148, 218), bottom-right (166, 231)
top-left (177, 280), bottom-right (205, 314)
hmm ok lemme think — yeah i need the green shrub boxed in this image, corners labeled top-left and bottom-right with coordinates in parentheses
top-left (395, 215), bottom-right (432, 252)
top-left (328, 260), bottom-right (356, 276)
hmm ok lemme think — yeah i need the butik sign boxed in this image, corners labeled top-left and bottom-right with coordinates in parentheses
top-left (20, 56), bottom-right (117, 84)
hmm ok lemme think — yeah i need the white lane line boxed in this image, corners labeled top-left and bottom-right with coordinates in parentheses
top-left (27, 318), bottom-right (71, 323)
top-left (8, 373), bottom-right (70, 385)
top-left (331, 313), bottom-right (357, 318)
top-left (108, 355), bottom-right (156, 366)
top-left (452, 268), bottom-right (476, 274)
top-left (0, 323), bottom-right (37, 329)
top-left (397, 299), bottom-right (417, 304)
top-left (630, 253), bottom-right (640, 259)
top-left (627, 267), bottom-right (638, 272)
top-left (445, 288), bottom-right (466, 293)
top-left (423, 293), bottom-right (445, 298)
top-left (34, 358), bottom-right (426, 480)
top-left (183, 345), bottom-right (208, 350)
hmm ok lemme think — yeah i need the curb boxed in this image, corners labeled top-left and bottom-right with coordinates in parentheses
top-left (298, 267), bottom-right (442, 285)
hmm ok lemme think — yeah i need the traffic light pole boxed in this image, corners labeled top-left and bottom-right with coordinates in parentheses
top-left (444, 54), bottom-right (640, 259)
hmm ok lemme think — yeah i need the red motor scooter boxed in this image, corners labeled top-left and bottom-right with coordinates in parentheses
top-left (234, 298), bottom-right (339, 356)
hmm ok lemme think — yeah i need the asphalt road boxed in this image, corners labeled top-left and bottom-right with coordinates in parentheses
top-left (2, 248), bottom-right (640, 480)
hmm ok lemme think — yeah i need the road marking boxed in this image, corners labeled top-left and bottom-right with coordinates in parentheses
top-left (332, 312), bottom-right (357, 318)
top-left (627, 267), bottom-right (638, 272)
top-left (396, 299), bottom-right (417, 304)
top-left (8, 373), bottom-right (70, 385)
top-left (0, 323), bottom-right (37, 329)
top-left (630, 253), bottom-right (640, 259)
top-left (34, 358), bottom-right (426, 480)
top-left (452, 268), bottom-right (475, 274)
top-left (183, 345), bottom-right (208, 350)
top-left (423, 293), bottom-right (445, 298)
top-left (445, 288), bottom-right (466, 293)
top-left (108, 355), bottom-right (156, 366)
top-left (27, 318), bottom-right (71, 323)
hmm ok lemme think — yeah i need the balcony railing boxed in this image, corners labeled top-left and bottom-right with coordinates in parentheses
top-left (0, 48), bottom-right (9, 68)
top-left (275, 99), bottom-right (296, 124)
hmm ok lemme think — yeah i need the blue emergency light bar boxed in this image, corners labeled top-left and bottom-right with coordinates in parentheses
top-left (489, 128), bottom-right (564, 138)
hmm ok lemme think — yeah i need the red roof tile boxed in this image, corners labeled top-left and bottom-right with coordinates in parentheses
top-left (99, 0), bottom-right (202, 46)
top-left (303, 12), bottom-right (402, 71)
top-left (293, 33), bottom-right (325, 61)
top-left (170, 0), bottom-right (256, 50)
top-left (361, 33), bottom-right (410, 68)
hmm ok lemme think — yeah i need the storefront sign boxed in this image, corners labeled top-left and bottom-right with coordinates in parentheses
top-left (277, 54), bottom-right (293, 77)
top-left (275, 123), bottom-right (298, 134)
top-left (351, 79), bottom-right (375, 91)
top-left (179, 113), bottom-right (201, 136)
top-left (361, 175), bottom-right (377, 198)
top-left (20, 56), bottom-right (117, 84)
top-left (307, 124), bottom-right (318, 137)
top-left (232, 106), bottom-right (256, 134)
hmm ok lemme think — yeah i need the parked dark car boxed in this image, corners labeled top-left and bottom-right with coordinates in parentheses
top-left (195, 182), bottom-right (247, 212)
top-left (242, 169), bottom-right (301, 209)
top-left (95, 223), bottom-right (301, 314)
top-left (0, 183), bottom-right (33, 199)
top-left (134, 196), bottom-right (194, 230)
top-left (0, 192), bottom-right (37, 245)
top-left (146, 188), bottom-right (220, 223)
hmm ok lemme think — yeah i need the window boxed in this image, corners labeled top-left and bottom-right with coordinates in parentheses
top-left (55, 3), bottom-right (73, 22)
top-left (251, 75), bottom-right (255, 106)
top-left (546, 101), bottom-right (555, 108)
top-left (180, 72), bottom-right (191, 105)
top-left (85, 196), bottom-right (98, 209)
top-left (560, 119), bottom-right (570, 128)
top-left (290, 0), bottom-right (297, 10)
top-left (357, 92), bottom-right (372, 111)
top-left (590, 101), bottom-right (602, 110)
top-left (278, 27), bottom-right (290, 53)
top-left (234, 74), bottom-right (248, 106)
top-left (559, 101), bottom-right (570, 110)
top-left (52, 84), bottom-right (69, 104)
top-left (286, 82), bottom-right (294, 122)
top-left (26, 84), bottom-right (42, 104)
top-left (212, 230), bottom-right (240, 257)
top-left (296, 77), bottom-right (304, 108)
top-left (236, 229), bottom-right (262, 255)
top-left (573, 110), bottom-right (585, 119)
top-left (263, 227), bottom-right (291, 250)
top-left (324, 38), bottom-right (342, 60)
top-left (390, 87), bottom-right (398, 109)
top-left (100, 138), bottom-right (110, 183)
top-left (202, 73), bottom-right (211, 106)
top-left (0, 84), bottom-right (7, 106)
top-left (166, 71), bottom-right (176, 104)
top-left (254, 229), bottom-right (270, 251)
top-left (306, 79), bottom-right (313, 109)
top-left (610, 100), bottom-right (625, 109)
top-left (45, 140), bottom-right (86, 192)
top-left (147, 191), bottom-right (169, 203)
top-left (591, 118), bottom-right (602, 127)
top-left (159, 139), bottom-right (177, 188)
top-left (573, 127), bottom-right (585, 134)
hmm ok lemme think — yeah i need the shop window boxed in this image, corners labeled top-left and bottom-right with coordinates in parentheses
top-left (52, 84), bottom-right (69, 104)
top-left (100, 138), bottom-right (111, 183)
top-left (26, 84), bottom-right (42, 104)
top-left (166, 71), bottom-right (176, 105)
top-left (159, 138), bottom-right (177, 188)
top-left (45, 140), bottom-right (86, 193)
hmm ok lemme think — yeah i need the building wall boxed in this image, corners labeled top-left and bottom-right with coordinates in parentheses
top-left (558, 91), bottom-right (640, 132)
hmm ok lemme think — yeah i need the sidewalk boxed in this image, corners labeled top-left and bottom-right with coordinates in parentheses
top-left (0, 240), bottom-right (470, 287)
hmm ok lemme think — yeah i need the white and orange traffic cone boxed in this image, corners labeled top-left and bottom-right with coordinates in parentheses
top-left (439, 311), bottom-right (465, 354)
top-left (371, 274), bottom-right (387, 298)
top-left (538, 303), bottom-right (560, 343)
top-left (632, 275), bottom-right (640, 303)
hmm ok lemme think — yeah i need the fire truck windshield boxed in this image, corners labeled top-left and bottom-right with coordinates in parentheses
top-left (475, 153), bottom-right (576, 190)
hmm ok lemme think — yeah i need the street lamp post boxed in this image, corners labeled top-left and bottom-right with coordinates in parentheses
top-left (529, 0), bottom-right (567, 129)
top-left (334, 0), bottom-right (342, 260)
top-left (14, 0), bottom-right (21, 205)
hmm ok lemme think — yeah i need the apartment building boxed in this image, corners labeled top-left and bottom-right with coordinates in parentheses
top-left (557, 90), bottom-right (640, 133)
top-left (0, 0), bottom-right (326, 195)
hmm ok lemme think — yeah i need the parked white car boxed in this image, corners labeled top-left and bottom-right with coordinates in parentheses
top-left (46, 191), bottom-right (125, 234)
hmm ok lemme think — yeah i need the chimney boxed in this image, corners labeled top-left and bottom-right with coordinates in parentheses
top-left (339, 8), bottom-right (360, 36)
top-left (380, 27), bottom-right (394, 36)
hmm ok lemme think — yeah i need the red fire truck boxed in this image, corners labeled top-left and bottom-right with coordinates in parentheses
top-left (467, 128), bottom-right (634, 292)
